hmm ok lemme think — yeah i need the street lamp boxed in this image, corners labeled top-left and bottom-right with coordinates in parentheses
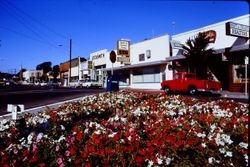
top-left (58, 38), bottom-right (72, 86)
top-left (69, 38), bottom-right (72, 84)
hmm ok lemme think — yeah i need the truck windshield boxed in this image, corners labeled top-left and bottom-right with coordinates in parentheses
top-left (175, 74), bottom-right (180, 80)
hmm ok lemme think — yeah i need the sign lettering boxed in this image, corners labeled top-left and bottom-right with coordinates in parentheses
top-left (226, 22), bottom-right (250, 38)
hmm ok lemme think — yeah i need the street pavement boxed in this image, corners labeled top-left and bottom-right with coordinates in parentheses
top-left (0, 87), bottom-right (248, 121)
top-left (121, 88), bottom-right (249, 101)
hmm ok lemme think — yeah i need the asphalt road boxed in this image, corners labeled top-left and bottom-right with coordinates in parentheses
top-left (0, 86), bottom-right (105, 116)
top-left (0, 86), bottom-right (247, 116)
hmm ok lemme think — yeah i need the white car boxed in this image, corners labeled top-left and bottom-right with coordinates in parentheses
top-left (68, 80), bottom-right (83, 88)
top-left (81, 80), bottom-right (102, 88)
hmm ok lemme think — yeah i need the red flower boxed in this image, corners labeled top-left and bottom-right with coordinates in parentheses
top-left (177, 131), bottom-right (185, 139)
top-left (76, 131), bottom-right (84, 141)
top-left (70, 147), bottom-right (75, 155)
top-left (135, 155), bottom-right (144, 163)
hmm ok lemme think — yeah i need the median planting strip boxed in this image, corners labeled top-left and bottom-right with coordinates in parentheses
top-left (0, 91), bottom-right (248, 166)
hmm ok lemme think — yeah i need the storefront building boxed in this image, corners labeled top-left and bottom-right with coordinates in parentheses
top-left (59, 57), bottom-right (87, 86)
top-left (170, 14), bottom-right (249, 92)
top-left (22, 70), bottom-right (43, 83)
top-left (101, 34), bottom-right (172, 89)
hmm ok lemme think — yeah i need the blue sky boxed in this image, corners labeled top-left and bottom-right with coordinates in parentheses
top-left (0, 0), bottom-right (249, 73)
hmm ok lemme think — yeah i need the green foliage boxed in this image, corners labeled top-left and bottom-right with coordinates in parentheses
top-left (182, 32), bottom-right (214, 79)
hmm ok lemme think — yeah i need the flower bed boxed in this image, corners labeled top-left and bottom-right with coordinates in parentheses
top-left (0, 91), bottom-right (248, 166)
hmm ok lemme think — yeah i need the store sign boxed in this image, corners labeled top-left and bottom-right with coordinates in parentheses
top-left (88, 61), bottom-right (93, 69)
top-left (92, 53), bottom-right (104, 60)
top-left (117, 56), bottom-right (130, 63)
top-left (171, 40), bottom-right (183, 49)
top-left (203, 30), bottom-right (216, 43)
top-left (226, 22), bottom-right (249, 38)
top-left (117, 40), bottom-right (130, 55)
top-left (109, 50), bottom-right (116, 63)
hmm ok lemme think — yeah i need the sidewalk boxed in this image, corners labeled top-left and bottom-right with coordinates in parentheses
top-left (220, 91), bottom-right (249, 100)
top-left (122, 88), bottom-right (249, 100)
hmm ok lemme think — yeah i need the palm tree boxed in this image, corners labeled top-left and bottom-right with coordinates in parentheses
top-left (182, 32), bottom-right (214, 79)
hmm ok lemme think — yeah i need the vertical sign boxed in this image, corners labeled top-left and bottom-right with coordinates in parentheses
top-left (117, 40), bottom-right (130, 63)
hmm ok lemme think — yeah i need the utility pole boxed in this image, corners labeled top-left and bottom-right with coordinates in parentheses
top-left (69, 38), bottom-right (72, 84)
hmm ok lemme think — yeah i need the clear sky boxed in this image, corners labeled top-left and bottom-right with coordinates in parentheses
top-left (0, 0), bottom-right (249, 73)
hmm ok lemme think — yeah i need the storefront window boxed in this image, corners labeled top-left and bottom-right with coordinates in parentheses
top-left (233, 65), bottom-right (249, 83)
top-left (139, 54), bottom-right (145, 61)
top-left (133, 67), bottom-right (160, 83)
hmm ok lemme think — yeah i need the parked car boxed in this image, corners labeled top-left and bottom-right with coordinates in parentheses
top-left (68, 80), bottom-right (83, 88)
top-left (82, 80), bottom-right (102, 88)
top-left (47, 80), bottom-right (60, 88)
top-left (161, 72), bottom-right (222, 95)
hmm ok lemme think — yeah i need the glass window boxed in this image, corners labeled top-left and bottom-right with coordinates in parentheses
top-left (139, 54), bottom-right (145, 61)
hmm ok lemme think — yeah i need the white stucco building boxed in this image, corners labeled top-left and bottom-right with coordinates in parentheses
top-left (22, 70), bottom-right (43, 83)
top-left (170, 14), bottom-right (249, 92)
top-left (89, 34), bottom-right (172, 89)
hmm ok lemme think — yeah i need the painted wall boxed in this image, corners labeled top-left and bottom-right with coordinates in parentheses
top-left (172, 14), bottom-right (250, 55)
top-left (130, 34), bottom-right (170, 64)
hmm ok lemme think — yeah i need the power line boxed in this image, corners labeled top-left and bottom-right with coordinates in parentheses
top-left (3, 0), bottom-right (68, 40)
top-left (0, 2), bottom-right (56, 47)
top-left (0, 1), bottom-right (68, 50)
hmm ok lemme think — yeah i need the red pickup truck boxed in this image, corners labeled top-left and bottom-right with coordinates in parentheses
top-left (161, 72), bottom-right (222, 95)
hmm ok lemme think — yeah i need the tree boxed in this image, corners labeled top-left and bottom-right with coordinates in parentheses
top-left (52, 65), bottom-right (60, 80)
top-left (36, 62), bottom-right (52, 82)
top-left (182, 32), bottom-right (214, 79)
top-left (17, 68), bottom-right (27, 81)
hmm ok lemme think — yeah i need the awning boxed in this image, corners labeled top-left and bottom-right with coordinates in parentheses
top-left (165, 54), bottom-right (186, 61)
top-left (230, 43), bottom-right (249, 52)
top-left (103, 60), bottom-right (169, 71)
top-left (214, 43), bottom-right (249, 54)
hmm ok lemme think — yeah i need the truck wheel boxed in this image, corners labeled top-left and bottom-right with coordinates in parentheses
top-left (189, 86), bottom-right (197, 95)
top-left (164, 86), bottom-right (171, 94)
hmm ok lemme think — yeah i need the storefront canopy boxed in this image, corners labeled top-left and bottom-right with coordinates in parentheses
top-left (103, 60), bottom-right (169, 72)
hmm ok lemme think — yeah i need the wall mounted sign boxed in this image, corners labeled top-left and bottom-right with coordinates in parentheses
top-left (117, 40), bottom-right (130, 56)
top-left (203, 30), bottom-right (216, 43)
top-left (92, 53), bottom-right (104, 60)
top-left (109, 50), bottom-right (116, 63)
top-left (171, 40), bottom-right (183, 49)
top-left (226, 22), bottom-right (249, 38)
top-left (117, 39), bottom-right (130, 63)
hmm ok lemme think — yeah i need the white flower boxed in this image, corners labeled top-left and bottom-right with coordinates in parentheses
top-left (114, 114), bottom-right (119, 121)
top-left (201, 143), bottom-right (206, 148)
top-left (60, 125), bottom-right (65, 131)
top-left (165, 157), bottom-right (171, 165)
top-left (215, 134), bottom-right (225, 146)
top-left (219, 148), bottom-right (226, 154)
top-left (190, 119), bottom-right (196, 126)
top-left (127, 136), bottom-right (132, 141)
top-left (94, 130), bottom-right (101, 135)
top-left (108, 132), bottom-right (117, 138)
top-left (244, 154), bottom-right (248, 165)
top-left (57, 135), bottom-right (65, 142)
top-left (157, 157), bottom-right (163, 165)
top-left (221, 134), bottom-right (233, 145)
top-left (197, 132), bottom-right (206, 138)
top-left (36, 133), bottom-right (43, 142)
top-left (121, 117), bottom-right (127, 123)
top-left (168, 110), bottom-right (176, 116)
top-left (84, 128), bottom-right (89, 134)
top-left (147, 160), bottom-right (154, 167)
top-left (133, 108), bottom-right (143, 116)
top-left (239, 142), bottom-right (248, 149)
top-left (210, 124), bottom-right (216, 133)
top-left (208, 157), bottom-right (220, 164)
top-left (27, 132), bottom-right (35, 145)
top-left (224, 151), bottom-right (233, 157)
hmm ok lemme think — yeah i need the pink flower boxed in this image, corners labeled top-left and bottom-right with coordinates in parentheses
top-left (57, 157), bottom-right (63, 165)
top-left (65, 150), bottom-right (70, 157)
